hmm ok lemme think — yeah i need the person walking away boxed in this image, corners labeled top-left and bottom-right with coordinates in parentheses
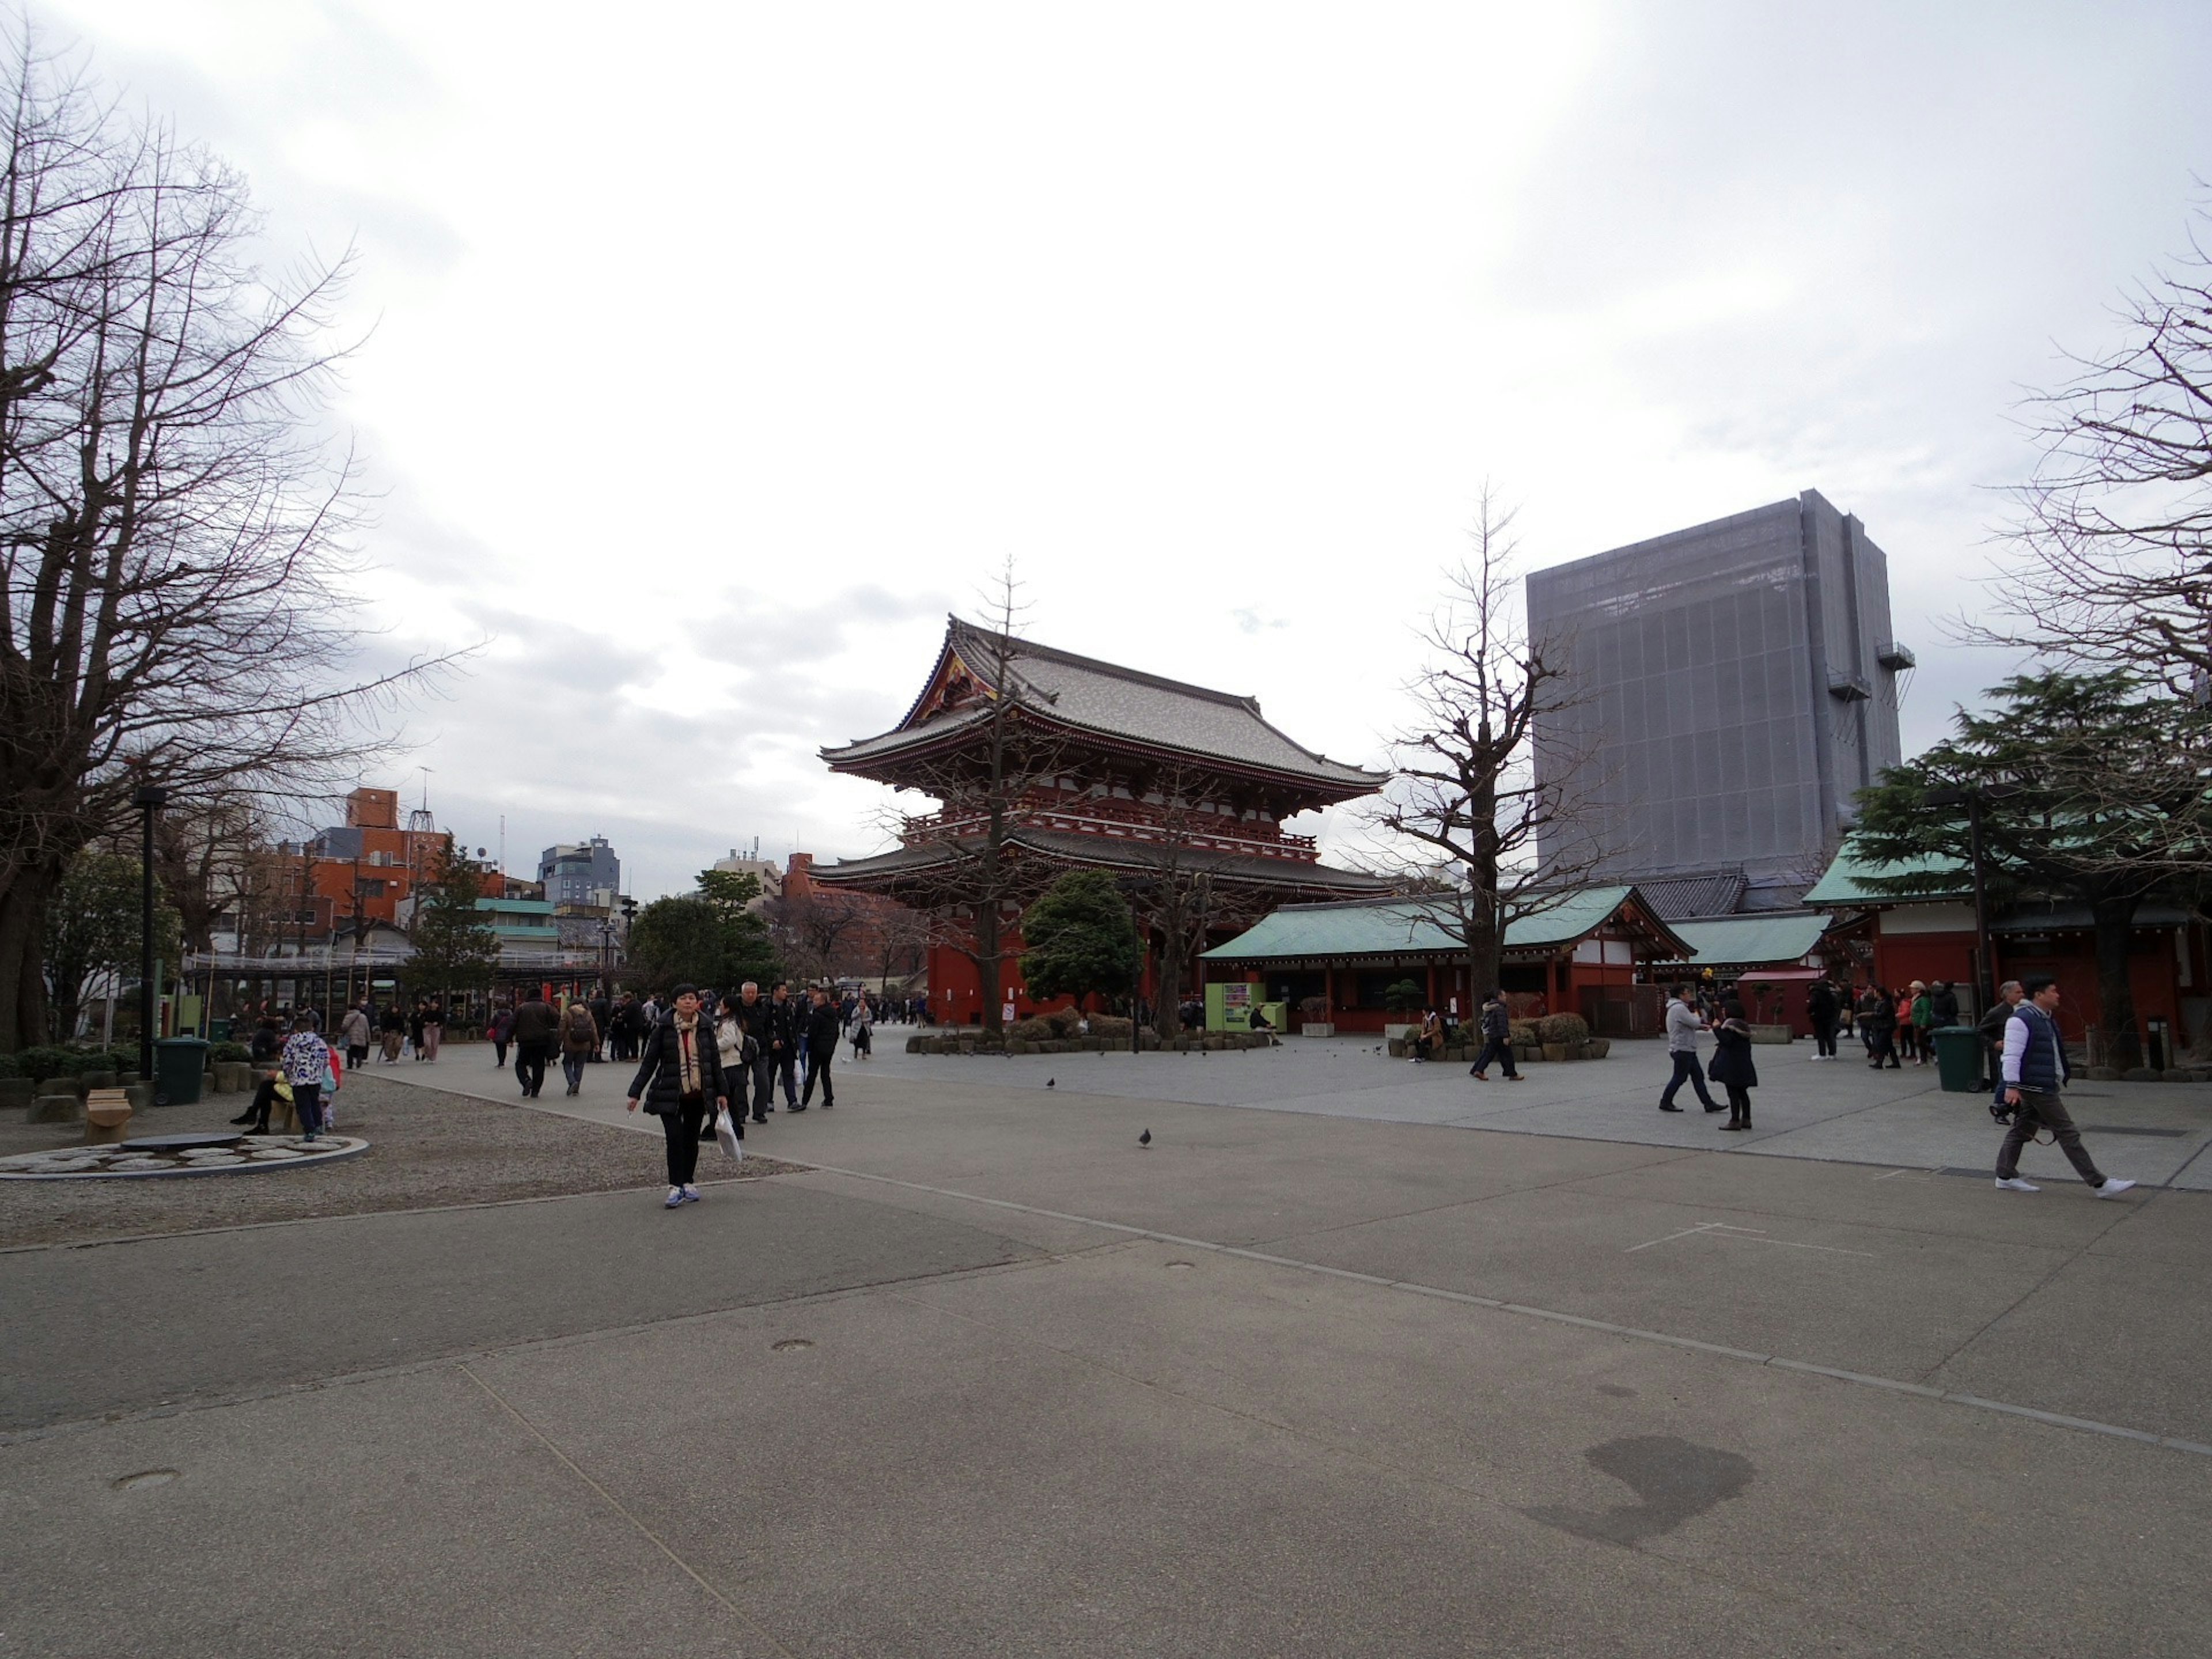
top-left (559, 997), bottom-right (599, 1096)
top-left (589, 991), bottom-right (612, 1060)
top-left (625, 984), bottom-right (728, 1208)
top-left (406, 999), bottom-right (427, 1061)
top-left (1805, 977), bottom-right (1839, 1060)
top-left (1978, 980), bottom-right (2024, 1093)
top-left (1468, 990), bottom-right (1522, 1081)
top-left (490, 1002), bottom-right (515, 1069)
top-left (797, 985), bottom-right (840, 1110)
top-left (422, 998), bottom-right (444, 1062)
top-left (766, 983), bottom-right (800, 1110)
top-left (379, 1001), bottom-right (405, 1062)
top-left (340, 1001), bottom-right (372, 1071)
top-left (510, 988), bottom-right (558, 1099)
top-left (729, 982), bottom-right (774, 1123)
top-left (1660, 984), bottom-right (1722, 1113)
top-left (849, 994), bottom-right (874, 1060)
top-left (281, 1012), bottom-right (334, 1143)
top-left (1995, 976), bottom-right (2135, 1199)
top-left (1863, 987), bottom-right (1900, 1069)
top-left (1930, 980), bottom-right (1961, 1032)
top-left (1709, 999), bottom-right (1759, 1130)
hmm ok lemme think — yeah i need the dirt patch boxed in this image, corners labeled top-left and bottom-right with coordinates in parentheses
top-left (0, 1074), bottom-right (806, 1248)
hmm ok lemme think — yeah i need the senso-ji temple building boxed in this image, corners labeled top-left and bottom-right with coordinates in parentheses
top-left (814, 617), bottom-right (1391, 1024)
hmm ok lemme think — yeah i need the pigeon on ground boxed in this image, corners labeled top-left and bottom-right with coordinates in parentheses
top-left (1139, 1128), bottom-right (1152, 1147)
top-left (1046, 1078), bottom-right (1055, 1088)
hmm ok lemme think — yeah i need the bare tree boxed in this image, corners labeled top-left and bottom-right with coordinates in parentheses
top-left (0, 31), bottom-right (448, 1047)
top-left (1111, 760), bottom-right (1283, 1040)
top-left (1365, 486), bottom-right (1610, 1001)
top-left (1973, 216), bottom-right (2212, 694)
top-left (870, 564), bottom-right (1067, 1036)
top-left (870, 902), bottom-right (929, 991)
top-left (765, 885), bottom-right (868, 983)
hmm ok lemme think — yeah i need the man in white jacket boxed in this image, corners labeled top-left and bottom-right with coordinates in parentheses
top-left (1658, 985), bottom-right (1721, 1114)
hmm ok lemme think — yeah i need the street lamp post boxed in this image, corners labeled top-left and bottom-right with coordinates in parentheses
top-left (132, 784), bottom-right (169, 1084)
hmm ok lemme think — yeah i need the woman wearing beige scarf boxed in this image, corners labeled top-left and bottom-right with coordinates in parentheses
top-left (625, 984), bottom-right (728, 1207)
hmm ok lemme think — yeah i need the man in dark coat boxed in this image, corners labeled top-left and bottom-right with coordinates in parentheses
top-left (1978, 979), bottom-right (2024, 1093)
top-left (624, 984), bottom-right (729, 1207)
top-left (1468, 990), bottom-right (1521, 1081)
top-left (729, 981), bottom-right (775, 1124)
top-left (797, 985), bottom-right (842, 1111)
top-left (588, 992), bottom-right (612, 1060)
top-left (1805, 977), bottom-right (1840, 1060)
top-left (1929, 982), bottom-right (1961, 1029)
top-left (510, 990), bottom-right (558, 1099)
top-left (765, 983), bottom-right (800, 1111)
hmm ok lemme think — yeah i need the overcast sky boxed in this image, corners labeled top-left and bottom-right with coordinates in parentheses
top-left (44, 0), bottom-right (2212, 897)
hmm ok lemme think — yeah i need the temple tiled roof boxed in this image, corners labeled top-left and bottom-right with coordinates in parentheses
top-left (813, 827), bottom-right (1392, 895)
top-left (1657, 913), bottom-right (1832, 968)
top-left (823, 618), bottom-right (1387, 796)
top-left (1633, 868), bottom-right (1748, 921)
top-left (1202, 886), bottom-right (1690, 961)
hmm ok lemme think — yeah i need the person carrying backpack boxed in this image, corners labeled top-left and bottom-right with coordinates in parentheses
top-left (559, 998), bottom-right (600, 1096)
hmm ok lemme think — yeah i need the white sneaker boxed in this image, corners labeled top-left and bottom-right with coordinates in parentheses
top-left (2094, 1179), bottom-right (2137, 1199)
top-left (1994, 1177), bottom-right (2040, 1192)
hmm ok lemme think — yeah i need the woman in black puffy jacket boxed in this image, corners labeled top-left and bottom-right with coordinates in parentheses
top-left (1708, 999), bottom-right (1759, 1131)
top-left (624, 985), bottom-right (728, 1208)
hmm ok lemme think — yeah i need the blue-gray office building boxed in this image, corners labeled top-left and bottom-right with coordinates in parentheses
top-left (1528, 491), bottom-right (1910, 914)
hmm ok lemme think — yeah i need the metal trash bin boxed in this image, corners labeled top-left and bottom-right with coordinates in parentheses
top-left (153, 1036), bottom-right (210, 1107)
top-left (1930, 1025), bottom-right (1982, 1093)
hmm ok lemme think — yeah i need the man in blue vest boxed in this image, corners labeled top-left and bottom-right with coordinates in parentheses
top-left (1994, 975), bottom-right (2135, 1198)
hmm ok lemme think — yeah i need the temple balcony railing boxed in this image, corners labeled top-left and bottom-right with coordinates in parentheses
top-left (900, 805), bottom-right (1321, 862)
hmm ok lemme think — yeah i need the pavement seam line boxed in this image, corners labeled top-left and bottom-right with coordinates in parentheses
top-left (874, 1286), bottom-right (1945, 1659)
top-left (801, 1160), bottom-right (2212, 1460)
top-left (460, 1363), bottom-right (803, 1659)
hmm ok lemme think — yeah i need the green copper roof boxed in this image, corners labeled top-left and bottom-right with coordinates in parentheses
top-left (1661, 913), bottom-right (1831, 967)
top-left (1801, 845), bottom-right (1971, 906)
top-left (1204, 886), bottom-right (1656, 961)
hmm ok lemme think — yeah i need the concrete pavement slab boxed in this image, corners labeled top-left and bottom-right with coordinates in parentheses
top-left (0, 1180), bottom-right (1039, 1433)
top-left (464, 1240), bottom-right (2209, 1657)
top-left (1246, 1182), bottom-right (2078, 1388)
top-left (0, 1365), bottom-right (778, 1659)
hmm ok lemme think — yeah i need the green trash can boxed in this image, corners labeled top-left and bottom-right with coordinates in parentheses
top-left (153, 1036), bottom-right (210, 1107)
top-left (1930, 1025), bottom-right (1982, 1093)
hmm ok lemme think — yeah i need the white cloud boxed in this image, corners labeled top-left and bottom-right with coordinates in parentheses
top-left (35, 0), bottom-right (2212, 893)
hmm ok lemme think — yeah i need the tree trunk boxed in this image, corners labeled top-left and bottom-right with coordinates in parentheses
top-left (2091, 895), bottom-right (2142, 1071)
top-left (974, 907), bottom-right (1004, 1036)
top-left (1153, 940), bottom-right (1183, 1040)
top-left (1463, 918), bottom-right (1501, 1009)
top-left (0, 874), bottom-right (56, 1051)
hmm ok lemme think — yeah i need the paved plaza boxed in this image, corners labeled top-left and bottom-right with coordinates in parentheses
top-left (4, 1037), bottom-right (2208, 1656)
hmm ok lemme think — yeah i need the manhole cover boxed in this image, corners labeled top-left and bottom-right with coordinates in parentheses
top-left (771, 1339), bottom-right (815, 1353)
top-left (112, 1469), bottom-right (180, 1492)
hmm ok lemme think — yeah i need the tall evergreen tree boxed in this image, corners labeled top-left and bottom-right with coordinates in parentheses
top-left (404, 847), bottom-right (501, 1005)
top-left (1021, 871), bottom-right (1141, 1009)
top-left (1851, 670), bottom-right (2212, 1070)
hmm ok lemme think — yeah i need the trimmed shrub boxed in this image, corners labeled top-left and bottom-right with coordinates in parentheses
top-left (1536, 1013), bottom-right (1590, 1046)
top-left (1507, 1021), bottom-right (1539, 1046)
top-left (1088, 1015), bottom-right (1134, 1039)
top-left (1008, 1017), bottom-right (1055, 1041)
top-left (211, 1041), bottom-right (252, 1063)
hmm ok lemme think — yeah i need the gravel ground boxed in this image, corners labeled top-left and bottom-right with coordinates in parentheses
top-left (0, 1073), bottom-right (805, 1248)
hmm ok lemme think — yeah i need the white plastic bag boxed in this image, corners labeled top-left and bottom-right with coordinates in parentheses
top-left (713, 1107), bottom-right (743, 1162)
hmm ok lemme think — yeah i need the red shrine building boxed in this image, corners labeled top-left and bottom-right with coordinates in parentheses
top-left (814, 618), bottom-right (1391, 1023)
